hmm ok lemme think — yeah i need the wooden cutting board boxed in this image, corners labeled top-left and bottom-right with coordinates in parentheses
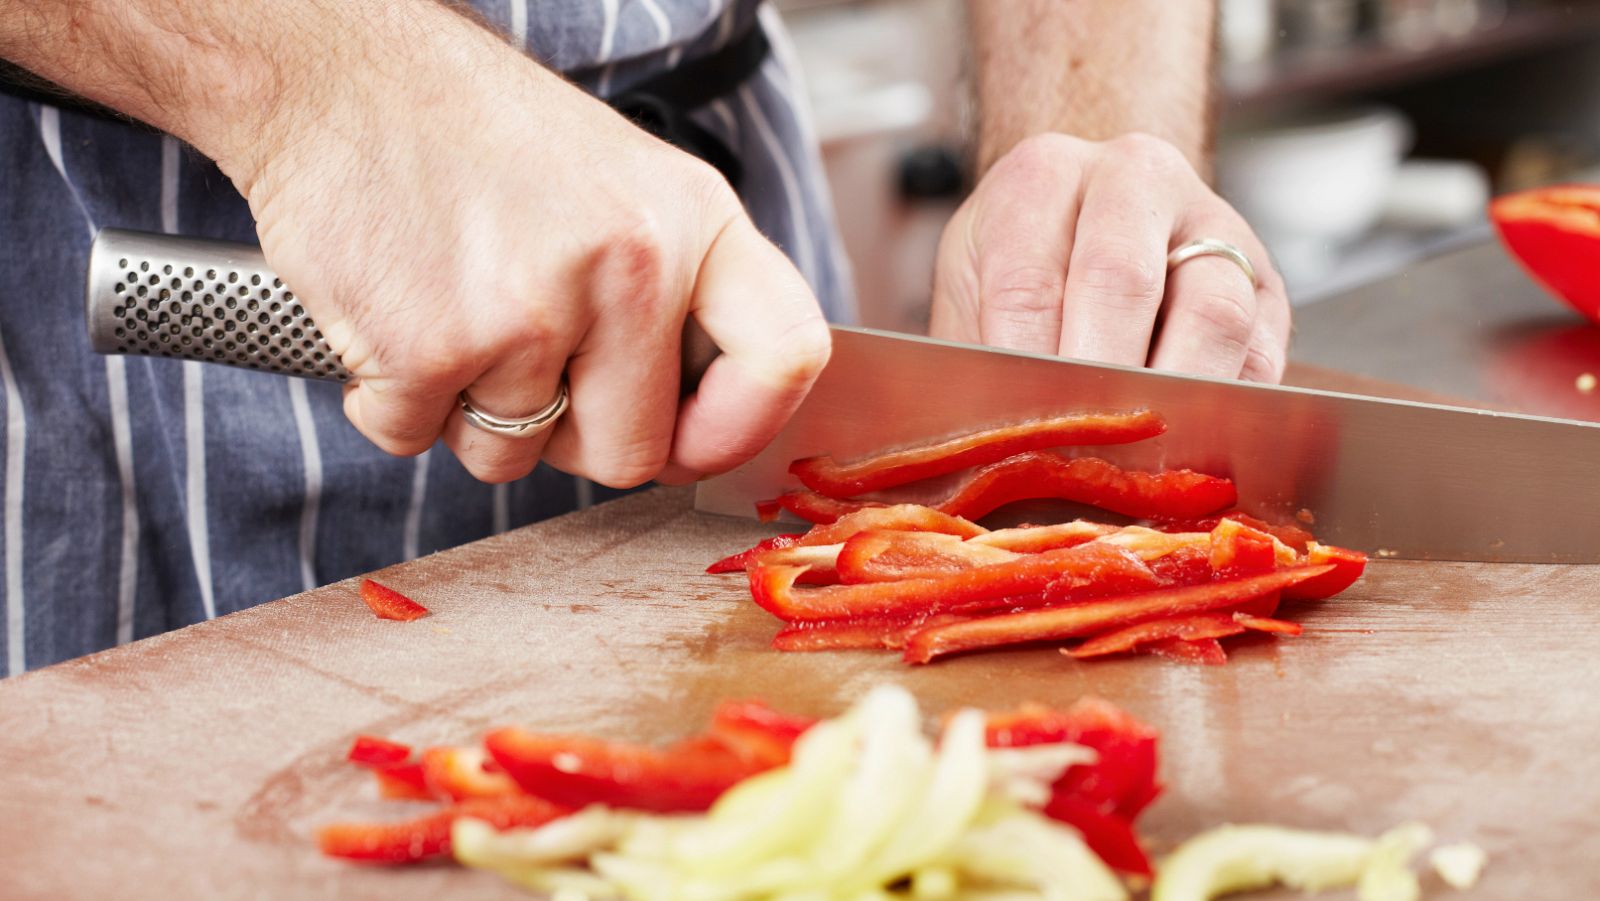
top-left (2, 367), bottom-right (1597, 899)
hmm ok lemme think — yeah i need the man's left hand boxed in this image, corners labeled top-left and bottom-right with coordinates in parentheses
top-left (930, 132), bottom-right (1290, 383)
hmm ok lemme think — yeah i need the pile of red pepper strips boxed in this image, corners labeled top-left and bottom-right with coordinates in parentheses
top-left (711, 411), bottom-right (1367, 666)
top-left (321, 697), bottom-right (1164, 875)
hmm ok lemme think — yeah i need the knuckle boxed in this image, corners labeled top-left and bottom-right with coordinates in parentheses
top-left (1189, 289), bottom-right (1256, 348)
top-left (985, 264), bottom-right (1066, 314)
top-left (1111, 132), bottom-right (1187, 174)
top-left (1240, 342), bottom-right (1284, 383)
top-left (588, 446), bottom-right (669, 490)
top-left (1072, 247), bottom-right (1163, 309)
top-left (993, 133), bottom-right (1082, 183)
top-left (390, 341), bottom-right (477, 387)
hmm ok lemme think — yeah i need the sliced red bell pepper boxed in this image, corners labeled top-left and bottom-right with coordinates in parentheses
top-left (835, 529), bottom-right (1018, 583)
top-left (749, 542), bottom-right (1158, 623)
top-left (1233, 612), bottom-right (1304, 636)
top-left (420, 746), bottom-right (522, 801)
top-left (935, 452), bottom-right (1237, 521)
top-left (770, 613), bottom-right (971, 652)
top-left (983, 698), bottom-right (1161, 821)
top-left (1207, 518), bottom-right (1284, 577)
top-left (707, 700), bottom-right (816, 767)
top-left (372, 762), bottom-right (436, 801)
top-left (797, 503), bottom-right (986, 544)
top-left (760, 491), bottom-right (880, 524)
top-left (1044, 795), bottom-right (1153, 876)
top-left (755, 498), bottom-right (783, 522)
top-left (359, 578), bottom-right (429, 622)
top-left (1282, 542), bottom-right (1368, 600)
top-left (1146, 544), bottom-right (1214, 586)
top-left (902, 565), bottom-right (1332, 664)
top-left (706, 534), bottom-right (804, 574)
top-left (317, 794), bottom-right (570, 864)
top-left (1490, 184), bottom-right (1600, 322)
top-left (1146, 637), bottom-right (1228, 665)
top-left (1064, 612), bottom-right (1247, 660)
top-left (968, 521), bottom-right (1117, 553)
top-left (483, 728), bottom-right (768, 813)
top-left (347, 735), bottom-right (412, 769)
top-left (1153, 512), bottom-right (1315, 555)
top-left (788, 410), bottom-right (1167, 496)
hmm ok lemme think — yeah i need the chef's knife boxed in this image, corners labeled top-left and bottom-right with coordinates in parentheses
top-left (695, 325), bottom-right (1600, 563)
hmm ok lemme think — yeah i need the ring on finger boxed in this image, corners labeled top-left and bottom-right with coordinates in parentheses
top-left (1167, 238), bottom-right (1258, 288)
top-left (459, 378), bottom-right (570, 438)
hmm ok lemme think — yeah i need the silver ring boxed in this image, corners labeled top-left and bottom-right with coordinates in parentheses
top-left (1167, 238), bottom-right (1258, 288)
top-left (459, 379), bottom-right (569, 438)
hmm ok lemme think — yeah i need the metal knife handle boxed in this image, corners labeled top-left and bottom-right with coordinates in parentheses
top-left (86, 228), bottom-right (723, 389)
top-left (86, 229), bottom-right (351, 382)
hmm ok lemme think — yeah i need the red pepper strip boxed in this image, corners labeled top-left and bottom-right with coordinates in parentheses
top-left (1147, 545), bottom-right (1214, 587)
top-left (420, 746), bottom-right (522, 801)
top-left (484, 728), bottom-right (768, 813)
top-left (359, 578), bottom-right (429, 622)
top-left (1093, 526), bottom-right (1212, 562)
top-left (902, 565), bottom-right (1332, 664)
top-left (1490, 185), bottom-right (1600, 322)
top-left (1153, 512), bottom-right (1315, 555)
top-left (1044, 795), bottom-right (1153, 876)
top-left (798, 504), bottom-right (987, 546)
top-left (747, 543), bottom-right (842, 585)
top-left (1146, 637), bottom-right (1228, 665)
top-left (706, 534), bottom-right (804, 574)
top-left (707, 700), bottom-right (816, 767)
top-left (936, 452), bottom-right (1237, 521)
top-left (1064, 612), bottom-right (1247, 659)
top-left (1233, 612), bottom-right (1304, 636)
top-left (968, 521), bottom-right (1118, 553)
top-left (750, 542), bottom-right (1156, 623)
top-left (789, 410), bottom-right (1167, 497)
top-left (317, 794), bottom-right (570, 864)
top-left (762, 491), bottom-right (880, 524)
top-left (836, 530), bottom-right (1019, 583)
top-left (372, 762), bottom-right (436, 801)
top-left (1231, 591), bottom-right (1282, 619)
top-left (984, 698), bottom-right (1161, 823)
top-left (1208, 519), bottom-right (1286, 577)
top-left (347, 735), bottom-right (412, 768)
top-left (1282, 543), bottom-right (1368, 601)
top-left (770, 613), bottom-right (971, 652)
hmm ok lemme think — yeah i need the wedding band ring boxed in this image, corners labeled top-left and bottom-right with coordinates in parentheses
top-left (1167, 239), bottom-right (1258, 288)
top-left (460, 379), bottom-right (569, 438)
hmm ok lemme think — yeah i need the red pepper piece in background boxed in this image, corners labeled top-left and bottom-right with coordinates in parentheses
top-left (317, 794), bottom-right (570, 864)
top-left (799, 504), bottom-right (987, 546)
top-left (935, 452), bottom-right (1237, 522)
top-left (1146, 637), bottom-right (1229, 665)
top-left (707, 700), bottom-right (817, 767)
top-left (1044, 795), bottom-right (1153, 876)
top-left (1064, 612), bottom-right (1248, 660)
top-left (372, 762), bottom-right (436, 801)
top-left (1490, 185), bottom-right (1600, 322)
top-left (789, 410), bottom-right (1167, 497)
top-left (1282, 543), bottom-right (1368, 601)
top-left (1233, 612), bottom-right (1304, 636)
top-left (968, 521), bottom-right (1118, 553)
top-left (347, 735), bottom-right (412, 768)
top-left (359, 578), bottom-right (429, 622)
top-left (750, 542), bottom-right (1158, 623)
top-left (835, 530), bottom-right (1018, 583)
top-left (484, 728), bottom-right (768, 813)
top-left (706, 534), bottom-right (804, 574)
top-left (984, 698), bottom-right (1161, 820)
top-left (902, 565), bottom-right (1332, 664)
top-left (420, 746), bottom-right (522, 801)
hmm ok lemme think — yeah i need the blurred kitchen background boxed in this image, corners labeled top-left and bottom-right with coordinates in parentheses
top-left (774, 0), bottom-right (1600, 332)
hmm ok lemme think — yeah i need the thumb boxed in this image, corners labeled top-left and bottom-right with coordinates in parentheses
top-left (670, 217), bottom-right (831, 475)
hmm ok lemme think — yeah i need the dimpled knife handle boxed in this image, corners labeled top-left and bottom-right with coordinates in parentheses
top-left (85, 228), bottom-right (351, 382)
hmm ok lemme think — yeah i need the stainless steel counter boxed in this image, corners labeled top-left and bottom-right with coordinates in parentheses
top-left (1290, 238), bottom-right (1600, 422)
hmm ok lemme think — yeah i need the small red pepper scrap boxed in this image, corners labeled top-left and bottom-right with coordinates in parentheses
top-left (706, 700), bottom-right (816, 768)
top-left (347, 735), bottom-right (412, 768)
top-left (1233, 612), bottom-right (1305, 636)
top-left (1064, 612), bottom-right (1248, 660)
top-left (420, 746), bottom-right (522, 801)
top-left (359, 578), bottom-right (429, 622)
top-left (902, 565), bottom-right (1332, 664)
top-left (789, 410), bottom-right (1166, 496)
top-left (1282, 543), bottom-right (1368, 601)
top-left (1146, 637), bottom-right (1229, 666)
top-left (317, 794), bottom-right (570, 864)
top-left (372, 762), bottom-right (436, 801)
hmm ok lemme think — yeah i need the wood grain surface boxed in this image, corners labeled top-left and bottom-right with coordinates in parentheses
top-left (1, 369), bottom-right (1597, 899)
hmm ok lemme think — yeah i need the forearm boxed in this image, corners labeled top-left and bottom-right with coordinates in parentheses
top-left (967, 0), bottom-right (1214, 173)
top-left (0, 0), bottom-right (506, 190)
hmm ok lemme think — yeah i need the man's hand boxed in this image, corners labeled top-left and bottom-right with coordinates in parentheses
top-left (3, 0), bottom-right (831, 486)
top-left (929, 133), bottom-right (1289, 382)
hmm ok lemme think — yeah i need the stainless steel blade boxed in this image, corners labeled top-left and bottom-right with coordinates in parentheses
top-left (696, 326), bottom-right (1600, 563)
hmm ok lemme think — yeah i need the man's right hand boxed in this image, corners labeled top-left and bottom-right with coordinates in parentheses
top-left (4, 0), bottom-right (831, 486)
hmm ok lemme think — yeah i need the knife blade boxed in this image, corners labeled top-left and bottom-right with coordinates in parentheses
top-left (696, 325), bottom-right (1600, 563)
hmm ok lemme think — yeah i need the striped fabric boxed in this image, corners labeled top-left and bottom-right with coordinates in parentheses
top-left (0, 0), bottom-right (854, 674)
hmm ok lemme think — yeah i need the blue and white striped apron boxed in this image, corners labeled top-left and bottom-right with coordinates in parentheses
top-left (0, 0), bottom-right (854, 674)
